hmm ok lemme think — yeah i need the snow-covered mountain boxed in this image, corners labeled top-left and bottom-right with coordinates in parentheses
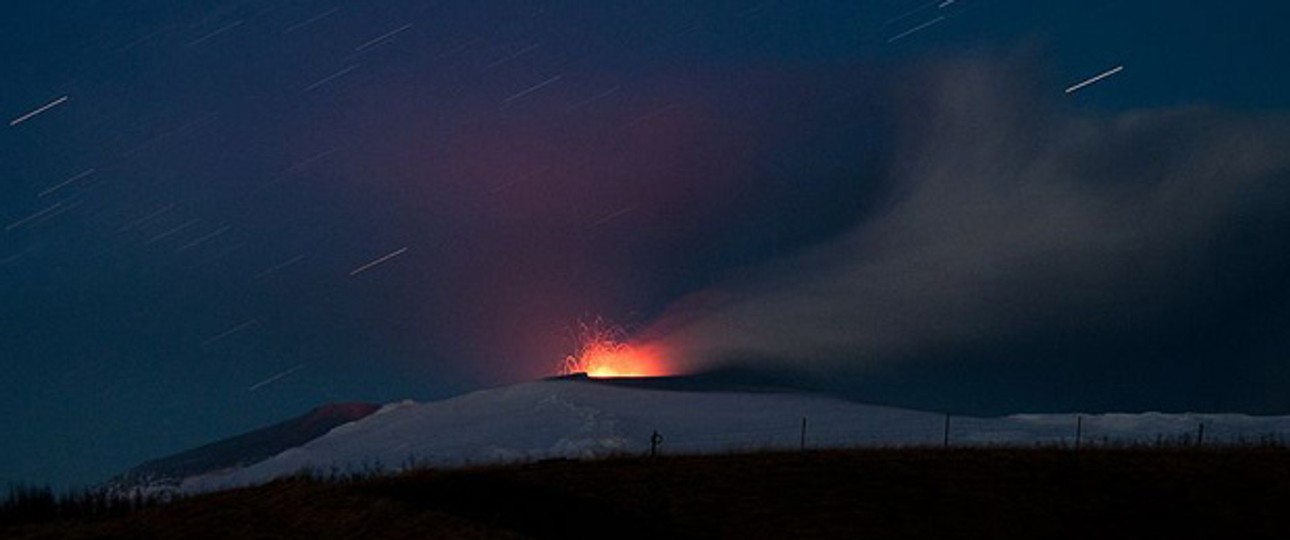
top-left (123, 377), bottom-right (1290, 494)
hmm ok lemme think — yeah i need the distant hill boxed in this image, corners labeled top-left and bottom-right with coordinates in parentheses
top-left (110, 402), bottom-right (380, 491)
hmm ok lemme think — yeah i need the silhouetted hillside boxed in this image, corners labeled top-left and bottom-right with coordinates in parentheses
top-left (10, 448), bottom-right (1290, 539)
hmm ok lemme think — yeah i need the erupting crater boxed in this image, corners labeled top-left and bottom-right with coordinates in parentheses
top-left (560, 320), bottom-right (668, 378)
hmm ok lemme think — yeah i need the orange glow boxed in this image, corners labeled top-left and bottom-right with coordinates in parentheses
top-left (561, 320), bottom-right (668, 378)
top-left (567, 340), bottom-right (667, 378)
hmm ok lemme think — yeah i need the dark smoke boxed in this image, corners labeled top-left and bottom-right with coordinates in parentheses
top-left (643, 55), bottom-right (1290, 411)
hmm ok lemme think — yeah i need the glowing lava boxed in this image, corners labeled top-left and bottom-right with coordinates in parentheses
top-left (561, 321), bottom-right (668, 378)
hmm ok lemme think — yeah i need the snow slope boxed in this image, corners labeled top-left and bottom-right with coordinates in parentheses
top-left (178, 379), bottom-right (1290, 492)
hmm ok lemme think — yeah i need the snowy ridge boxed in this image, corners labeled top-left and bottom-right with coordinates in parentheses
top-left (178, 380), bottom-right (1290, 493)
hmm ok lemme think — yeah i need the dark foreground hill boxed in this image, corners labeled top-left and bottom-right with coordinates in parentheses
top-left (7, 448), bottom-right (1290, 539)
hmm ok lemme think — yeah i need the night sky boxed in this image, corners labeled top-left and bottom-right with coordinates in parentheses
top-left (4, 0), bottom-right (1290, 488)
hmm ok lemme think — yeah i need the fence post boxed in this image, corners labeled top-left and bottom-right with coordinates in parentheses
top-left (1075, 415), bottom-right (1083, 451)
top-left (800, 417), bottom-right (808, 452)
top-left (943, 413), bottom-right (951, 449)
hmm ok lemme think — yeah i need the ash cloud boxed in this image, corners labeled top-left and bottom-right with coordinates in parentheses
top-left (644, 55), bottom-right (1290, 400)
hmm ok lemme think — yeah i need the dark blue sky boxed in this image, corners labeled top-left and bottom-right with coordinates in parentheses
top-left (3, 1), bottom-right (1289, 488)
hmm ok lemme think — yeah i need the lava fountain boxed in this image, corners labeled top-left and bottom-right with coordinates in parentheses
top-left (560, 319), bottom-right (669, 378)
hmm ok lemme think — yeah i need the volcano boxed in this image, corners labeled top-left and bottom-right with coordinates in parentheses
top-left (108, 376), bottom-right (1290, 495)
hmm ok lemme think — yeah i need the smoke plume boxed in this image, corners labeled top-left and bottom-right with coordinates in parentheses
top-left (643, 55), bottom-right (1290, 380)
